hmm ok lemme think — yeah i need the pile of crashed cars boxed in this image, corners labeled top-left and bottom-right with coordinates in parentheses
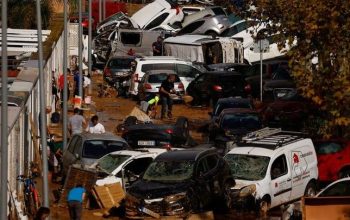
top-left (60, 0), bottom-right (350, 218)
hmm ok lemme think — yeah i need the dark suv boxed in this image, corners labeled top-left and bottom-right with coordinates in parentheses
top-left (125, 148), bottom-right (235, 218)
top-left (209, 108), bottom-right (263, 154)
top-left (186, 71), bottom-right (251, 106)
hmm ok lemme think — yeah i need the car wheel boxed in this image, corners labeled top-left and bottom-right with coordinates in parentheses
top-left (175, 117), bottom-right (189, 139)
top-left (259, 197), bottom-right (271, 215)
top-left (124, 116), bottom-right (137, 127)
top-left (304, 181), bottom-right (317, 197)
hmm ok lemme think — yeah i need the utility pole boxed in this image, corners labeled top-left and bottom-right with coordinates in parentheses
top-left (36, 0), bottom-right (49, 207)
top-left (1, 0), bottom-right (8, 218)
top-left (88, 0), bottom-right (92, 81)
top-left (63, 0), bottom-right (68, 151)
top-left (99, 0), bottom-right (102, 23)
top-left (79, 0), bottom-right (83, 98)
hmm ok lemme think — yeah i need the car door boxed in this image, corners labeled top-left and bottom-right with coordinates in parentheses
top-left (122, 156), bottom-right (154, 188)
top-left (189, 74), bottom-right (208, 100)
top-left (63, 135), bottom-right (79, 173)
top-left (269, 154), bottom-right (292, 207)
top-left (194, 155), bottom-right (213, 208)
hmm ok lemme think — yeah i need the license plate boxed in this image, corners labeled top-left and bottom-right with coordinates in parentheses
top-left (138, 140), bottom-right (155, 146)
top-left (140, 206), bottom-right (160, 218)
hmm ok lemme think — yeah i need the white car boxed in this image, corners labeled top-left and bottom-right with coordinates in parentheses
top-left (224, 127), bottom-right (319, 212)
top-left (131, 0), bottom-right (184, 30)
top-left (129, 56), bottom-right (203, 96)
top-left (91, 149), bottom-right (168, 187)
top-left (181, 6), bottom-right (205, 16)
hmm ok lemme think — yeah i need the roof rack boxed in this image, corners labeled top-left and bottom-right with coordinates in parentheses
top-left (240, 127), bottom-right (304, 149)
top-left (243, 127), bottom-right (282, 141)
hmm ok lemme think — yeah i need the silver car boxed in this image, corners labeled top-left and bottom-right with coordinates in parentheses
top-left (62, 133), bottom-right (129, 176)
top-left (177, 15), bottom-right (231, 36)
top-left (137, 70), bottom-right (185, 101)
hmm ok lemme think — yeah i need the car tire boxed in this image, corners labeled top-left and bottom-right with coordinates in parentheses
top-left (175, 117), bottom-right (189, 139)
top-left (304, 181), bottom-right (317, 197)
top-left (259, 196), bottom-right (271, 215)
top-left (124, 116), bottom-right (137, 127)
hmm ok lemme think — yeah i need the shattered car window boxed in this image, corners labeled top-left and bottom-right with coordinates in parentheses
top-left (224, 154), bottom-right (270, 181)
top-left (97, 154), bottom-right (131, 174)
top-left (143, 160), bottom-right (195, 182)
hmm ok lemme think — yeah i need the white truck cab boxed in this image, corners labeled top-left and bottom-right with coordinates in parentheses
top-left (224, 127), bottom-right (318, 212)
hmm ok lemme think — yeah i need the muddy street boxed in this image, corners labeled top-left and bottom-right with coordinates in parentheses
top-left (49, 74), bottom-right (290, 220)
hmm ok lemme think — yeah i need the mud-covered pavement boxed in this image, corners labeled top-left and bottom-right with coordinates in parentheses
top-left (49, 74), bottom-right (288, 220)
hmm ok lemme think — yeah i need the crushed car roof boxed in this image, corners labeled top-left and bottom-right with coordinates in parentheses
top-left (155, 148), bottom-right (216, 161)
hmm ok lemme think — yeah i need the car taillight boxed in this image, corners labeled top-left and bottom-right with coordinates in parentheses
top-left (163, 143), bottom-right (172, 151)
top-left (245, 84), bottom-right (252, 93)
top-left (144, 83), bottom-right (152, 90)
top-left (82, 20), bottom-right (88, 28)
top-left (178, 83), bottom-right (184, 89)
top-left (213, 85), bottom-right (222, 92)
top-left (165, 129), bottom-right (173, 134)
top-left (104, 68), bottom-right (111, 77)
top-left (133, 73), bottom-right (139, 82)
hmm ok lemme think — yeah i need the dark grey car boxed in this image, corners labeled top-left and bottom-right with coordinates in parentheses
top-left (103, 56), bottom-right (135, 85)
top-left (62, 133), bottom-right (129, 176)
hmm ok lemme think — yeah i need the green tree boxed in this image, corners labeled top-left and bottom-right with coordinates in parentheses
top-left (228, 0), bottom-right (350, 138)
top-left (7, 0), bottom-right (52, 29)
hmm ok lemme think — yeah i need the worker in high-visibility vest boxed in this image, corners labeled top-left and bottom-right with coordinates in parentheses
top-left (147, 94), bottom-right (160, 118)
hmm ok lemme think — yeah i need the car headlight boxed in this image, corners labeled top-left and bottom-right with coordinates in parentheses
top-left (164, 192), bottom-right (187, 204)
top-left (239, 184), bottom-right (256, 197)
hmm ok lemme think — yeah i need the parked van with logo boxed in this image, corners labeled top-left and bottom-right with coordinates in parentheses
top-left (224, 127), bottom-right (318, 212)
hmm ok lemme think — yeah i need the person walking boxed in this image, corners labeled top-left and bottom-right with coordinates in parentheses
top-left (68, 108), bottom-right (86, 135)
top-left (159, 74), bottom-right (176, 119)
top-left (86, 115), bottom-right (105, 134)
top-left (67, 184), bottom-right (86, 220)
top-left (58, 69), bottom-right (71, 107)
top-left (152, 36), bottom-right (164, 56)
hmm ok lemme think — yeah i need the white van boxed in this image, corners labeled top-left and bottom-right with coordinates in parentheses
top-left (129, 56), bottom-right (203, 96)
top-left (224, 128), bottom-right (318, 212)
top-left (110, 29), bottom-right (162, 57)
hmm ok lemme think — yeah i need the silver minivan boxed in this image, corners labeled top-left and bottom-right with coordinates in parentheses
top-left (62, 133), bottom-right (129, 176)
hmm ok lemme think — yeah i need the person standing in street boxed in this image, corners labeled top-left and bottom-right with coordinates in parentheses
top-left (86, 115), bottom-right (105, 134)
top-left (69, 108), bottom-right (86, 135)
top-left (67, 184), bottom-right (86, 220)
top-left (152, 36), bottom-right (164, 56)
top-left (159, 74), bottom-right (176, 119)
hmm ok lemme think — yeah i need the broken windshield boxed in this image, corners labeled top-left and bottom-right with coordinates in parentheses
top-left (97, 154), bottom-right (131, 174)
top-left (224, 154), bottom-right (270, 181)
top-left (143, 160), bottom-right (194, 182)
